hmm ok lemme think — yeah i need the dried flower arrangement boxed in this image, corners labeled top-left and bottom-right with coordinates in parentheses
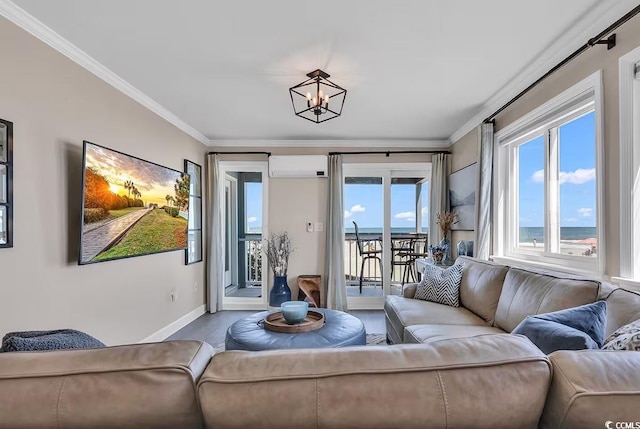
top-left (264, 231), bottom-right (294, 276)
top-left (436, 210), bottom-right (459, 237)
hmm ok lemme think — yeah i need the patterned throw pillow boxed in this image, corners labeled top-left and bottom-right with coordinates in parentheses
top-left (413, 262), bottom-right (464, 307)
top-left (602, 319), bottom-right (640, 351)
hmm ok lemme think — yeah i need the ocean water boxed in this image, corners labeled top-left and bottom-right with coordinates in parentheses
top-left (519, 227), bottom-right (596, 242)
top-left (344, 226), bottom-right (596, 242)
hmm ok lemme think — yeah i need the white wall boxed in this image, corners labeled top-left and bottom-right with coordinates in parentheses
top-left (0, 17), bottom-right (207, 345)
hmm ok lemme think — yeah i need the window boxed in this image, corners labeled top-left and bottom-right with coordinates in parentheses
top-left (245, 181), bottom-right (262, 234)
top-left (495, 72), bottom-right (603, 275)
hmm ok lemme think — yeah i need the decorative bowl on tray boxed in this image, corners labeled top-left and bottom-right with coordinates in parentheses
top-left (280, 301), bottom-right (309, 324)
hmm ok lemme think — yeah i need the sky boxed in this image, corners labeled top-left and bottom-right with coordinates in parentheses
top-left (518, 111), bottom-right (596, 228)
top-left (246, 182), bottom-right (262, 232)
top-left (344, 181), bottom-right (429, 231)
top-left (85, 143), bottom-right (185, 207)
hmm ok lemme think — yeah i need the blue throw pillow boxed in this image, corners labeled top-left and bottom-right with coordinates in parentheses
top-left (512, 317), bottom-right (599, 354)
top-left (533, 301), bottom-right (607, 348)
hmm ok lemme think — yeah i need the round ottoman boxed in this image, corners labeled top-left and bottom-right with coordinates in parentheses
top-left (225, 309), bottom-right (366, 351)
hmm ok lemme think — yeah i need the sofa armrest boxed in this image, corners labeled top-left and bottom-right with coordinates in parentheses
top-left (540, 350), bottom-right (640, 429)
top-left (0, 340), bottom-right (212, 429)
top-left (198, 334), bottom-right (551, 429)
top-left (402, 282), bottom-right (418, 298)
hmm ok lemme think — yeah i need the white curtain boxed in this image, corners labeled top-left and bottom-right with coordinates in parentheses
top-left (206, 154), bottom-right (224, 313)
top-left (324, 155), bottom-right (348, 311)
top-left (429, 153), bottom-right (451, 247)
top-left (475, 123), bottom-right (494, 260)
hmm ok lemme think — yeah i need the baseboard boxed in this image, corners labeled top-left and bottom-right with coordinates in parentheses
top-left (140, 304), bottom-right (206, 343)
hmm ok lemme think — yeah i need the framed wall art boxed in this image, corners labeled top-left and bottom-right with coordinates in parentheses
top-left (449, 162), bottom-right (477, 231)
top-left (0, 118), bottom-right (13, 248)
top-left (185, 159), bottom-right (203, 264)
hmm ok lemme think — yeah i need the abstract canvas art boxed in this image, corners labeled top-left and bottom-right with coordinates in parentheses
top-left (449, 163), bottom-right (477, 231)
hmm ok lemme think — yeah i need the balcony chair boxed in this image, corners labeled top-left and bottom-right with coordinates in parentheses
top-left (352, 221), bottom-right (383, 294)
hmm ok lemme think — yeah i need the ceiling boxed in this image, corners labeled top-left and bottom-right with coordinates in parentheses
top-left (5, 0), bottom-right (632, 144)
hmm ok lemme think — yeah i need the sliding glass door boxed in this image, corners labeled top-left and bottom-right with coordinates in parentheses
top-left (343, 163), bottom-right (430, 309)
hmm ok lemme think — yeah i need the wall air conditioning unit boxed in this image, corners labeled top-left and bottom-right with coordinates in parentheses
top-left (268, 155), bottom-right (328, 178)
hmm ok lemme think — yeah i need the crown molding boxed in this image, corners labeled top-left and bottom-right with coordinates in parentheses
top-left (0, 0), bottom-right (210, 146)
top-left (448, 0), bottom-right (639, 145)
top-left (208, 139), bottom-right (450, 148)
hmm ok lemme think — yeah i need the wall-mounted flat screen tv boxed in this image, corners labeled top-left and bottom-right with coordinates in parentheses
top-left (79, 141), bottom-right (190, 264)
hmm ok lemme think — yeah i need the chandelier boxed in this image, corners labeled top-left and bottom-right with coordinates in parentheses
top-left (289, 69), bottom-right (347, 124)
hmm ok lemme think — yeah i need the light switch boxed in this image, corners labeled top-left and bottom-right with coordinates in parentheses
top-left (306, 222), bottom-right (313, 232)
top-left (314, 222), bottom-right (323, 232)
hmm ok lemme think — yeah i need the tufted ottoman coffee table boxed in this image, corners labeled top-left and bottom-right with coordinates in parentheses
top-left (225, 309), bottom-right (366, 351)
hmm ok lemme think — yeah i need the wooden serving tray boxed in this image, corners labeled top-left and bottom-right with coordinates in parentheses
top-left (263, 310), bottom-right (325, 333)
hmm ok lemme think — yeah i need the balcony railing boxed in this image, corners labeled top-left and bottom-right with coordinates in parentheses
top-left (244, 236), bottom-right (262, 286)
top-left (240, 233), bottom-right (427, 290)
top-left (344, 233), bottom-right (428, 287)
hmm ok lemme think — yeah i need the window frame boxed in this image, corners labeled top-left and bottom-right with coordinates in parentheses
top-left (493, 71), bottom-right (605, 276)
top-left (616, 45), bottom-right (640, 288)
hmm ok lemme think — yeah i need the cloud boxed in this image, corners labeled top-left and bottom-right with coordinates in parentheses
top-left (531, 168), bottom-right (595, 185)
top-left (247, 216), bottom-right (257, 223)
top-left (577, 208), bottom-right (593, 217)
top-left (395, 211), bottom-right (416, 222)
top-left (564, 217), bottom-right (578, 222)
top-left (344, 204), bottom-right (365, 219)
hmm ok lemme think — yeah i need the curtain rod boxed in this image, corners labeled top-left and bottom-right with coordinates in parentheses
top-left (328, 150), bottom-right (449, 156)
top-left (208, 151), bottom-right (271, 156)
top-left (484, 4), bottom-right (640, 123)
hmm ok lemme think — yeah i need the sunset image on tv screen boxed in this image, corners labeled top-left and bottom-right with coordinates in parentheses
top-left (79, 141), bottom-right (189, 264)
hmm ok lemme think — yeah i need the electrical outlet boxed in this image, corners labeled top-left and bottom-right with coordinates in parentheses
top-left (314, 222), bottom-right (323, 232)
top-left (306, 222), bottom-right (313, 232)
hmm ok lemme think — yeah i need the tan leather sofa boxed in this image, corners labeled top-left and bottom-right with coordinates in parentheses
top-left (0, 334), bottom-right (552, 429)
top-left (385, 256), bottom-right (640, 429)
top-left (1, 256), bottom-right (638, 428)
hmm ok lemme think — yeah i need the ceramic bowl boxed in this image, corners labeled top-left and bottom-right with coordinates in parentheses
top-left (280, 301), bottom-right (309, 324)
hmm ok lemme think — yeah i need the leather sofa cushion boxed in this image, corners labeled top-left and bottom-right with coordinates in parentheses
top-left (404, 324), bottom-right (506, 344)
top-left (457, 256), bottom-right (509, 325)
top-left (494, 268), bottom-right (600, 332)
top-left (0, 340), bottom-right (212, 429)
top-left (385, 295), bottom-right (487, 344)
top-left (540, 350), bottom-right (640, 429)
top-left (198, 334), bottom-right (551, 429)
top-left (603, 287), bottom-right (640, 338)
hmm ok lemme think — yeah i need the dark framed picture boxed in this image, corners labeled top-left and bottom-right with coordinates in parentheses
top-left (449, 163), bottom-right (477, 231)
top-left (79, 141), bottom-right (190, 264)
top-left (0, 118), bottom-right (13, 248)
top-left (185, 159), bottom-right (203, 264)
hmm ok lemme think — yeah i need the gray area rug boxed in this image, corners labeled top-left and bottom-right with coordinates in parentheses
top-left (211, 333), bottom-right (387, 354)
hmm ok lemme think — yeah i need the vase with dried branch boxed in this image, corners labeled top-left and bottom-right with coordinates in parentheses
top-left (264, 231), bottom-right (294, 307)
top-left (431, 210), bottom-right (459, 264)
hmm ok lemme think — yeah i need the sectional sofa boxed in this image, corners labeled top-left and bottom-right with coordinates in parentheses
top-left (0, 256), bottom-right (638, 429)
top-left (385, 256), bottom-right (640, 428)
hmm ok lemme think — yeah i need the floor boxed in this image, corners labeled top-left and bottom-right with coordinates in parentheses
top-left (167, 310), bottom-right (386, 347)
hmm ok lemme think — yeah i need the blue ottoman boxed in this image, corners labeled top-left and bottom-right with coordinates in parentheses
top-left (225, 309), bottom-right (366, 351)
